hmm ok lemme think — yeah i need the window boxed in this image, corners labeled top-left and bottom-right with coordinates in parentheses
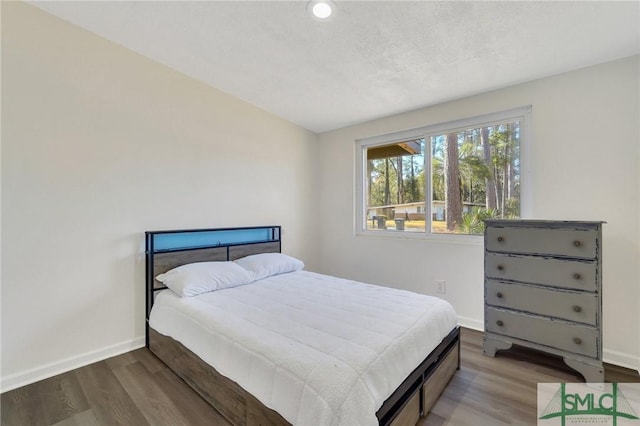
top-left (356, 106), bottom-right (530, 237)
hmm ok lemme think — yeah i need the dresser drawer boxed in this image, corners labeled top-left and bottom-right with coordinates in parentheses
top-left (486, 227), bottom-right (598, 259)
top-left (485, 307), bottom-right (599, 358)
top-left (485, 280), bottom-right (598, 325)
top-left (486, 253), bottom-right (597, 291)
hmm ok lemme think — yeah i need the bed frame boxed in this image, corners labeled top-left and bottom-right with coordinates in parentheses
top-left (145, 226), bottom-right (460, 426)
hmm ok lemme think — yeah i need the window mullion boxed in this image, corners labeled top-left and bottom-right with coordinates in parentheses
top-left (425, 135), bottom-right (432, 235)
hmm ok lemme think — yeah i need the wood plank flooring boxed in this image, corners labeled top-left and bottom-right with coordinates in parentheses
top-left (420, 329), bottom-right (638, 426)
top-left (2, 328), bottom-right (638, 426)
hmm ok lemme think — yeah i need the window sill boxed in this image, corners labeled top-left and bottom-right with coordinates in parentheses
top-left (355, 229), bottom-right (484, 246)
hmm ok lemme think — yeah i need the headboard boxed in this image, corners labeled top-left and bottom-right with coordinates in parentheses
top-left (145, 226), bottom-right (281, 346)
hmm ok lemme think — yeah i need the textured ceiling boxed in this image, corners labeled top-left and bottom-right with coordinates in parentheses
top-left (31, 1), bottom-right (640, 133)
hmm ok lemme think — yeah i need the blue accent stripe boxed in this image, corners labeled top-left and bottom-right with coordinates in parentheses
top-left (152, 228), bottom-right (276, 251)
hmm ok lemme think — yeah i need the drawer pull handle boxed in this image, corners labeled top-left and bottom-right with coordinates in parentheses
top-left (572, 305), bottom-right (582, 313)
top-left (574, 240), bottom-right (582, 247)
top-left (497, 265), bottom-right (504, 271)
top-left (573, 337), bottom-right (582, 345)
top-left (573, 273), bottom-right (582, 280)
top-left (496, 292), bottom-right (503, 298)
top-left (496, 320), bottom-right (504, 327)
top-left (497, 236), bottom-right (504, 242)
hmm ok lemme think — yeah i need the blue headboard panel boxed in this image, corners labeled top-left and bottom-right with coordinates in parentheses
top-left (148, 226), bottom-right (280, 252)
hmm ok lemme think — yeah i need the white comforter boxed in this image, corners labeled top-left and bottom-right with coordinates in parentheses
top-left (149, 270), bottom-right (457, 426)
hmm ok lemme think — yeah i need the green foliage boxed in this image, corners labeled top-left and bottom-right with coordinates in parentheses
top-left (504, 197), bottom-right (520, 218)
top-left (459, 207), bottom-right (500, 234)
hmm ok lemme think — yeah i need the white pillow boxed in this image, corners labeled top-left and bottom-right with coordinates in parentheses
top-left (234, 253), bottom-right (304, 281)
top-left (156, 261), bottom-right (254, 297)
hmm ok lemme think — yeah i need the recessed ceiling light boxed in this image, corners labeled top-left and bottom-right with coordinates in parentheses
top-left (308, 0), bottom-right (335, 20)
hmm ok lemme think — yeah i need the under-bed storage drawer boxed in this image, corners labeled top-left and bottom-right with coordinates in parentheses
top-left (422, 341), bottom-right (459, 415)
top-left (390, 389), bottom-right (420, 426)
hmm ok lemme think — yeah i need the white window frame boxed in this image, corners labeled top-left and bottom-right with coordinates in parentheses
top-left (355, 106), bottom-right (532, 242)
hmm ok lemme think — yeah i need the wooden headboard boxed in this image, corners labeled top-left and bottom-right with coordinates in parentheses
top-left (144, 226), bottom-right (281, 345)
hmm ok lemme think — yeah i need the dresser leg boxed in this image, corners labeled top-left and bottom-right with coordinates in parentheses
top-left (482, 335), bottom-right (512, 357)
top-left (563, 357), bottom-right (604, 382)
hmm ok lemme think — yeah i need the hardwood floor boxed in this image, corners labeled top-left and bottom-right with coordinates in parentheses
top-left (420, 329), bottom-right (639, 426)
top-left (2, 328), bottom-right (638, 426)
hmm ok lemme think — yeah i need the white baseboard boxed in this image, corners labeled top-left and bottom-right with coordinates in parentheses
top-left (457, 315), bottom-right (484, 331)
top-left (603, 348), bottom-right (640, 373)
top-left (1, 337), bottom-right (145, 393)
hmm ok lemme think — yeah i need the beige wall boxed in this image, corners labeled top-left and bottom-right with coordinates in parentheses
top-left (1, 2), bottom-right (319, 390)
top-left (317, 55), bottom-right (640, 370)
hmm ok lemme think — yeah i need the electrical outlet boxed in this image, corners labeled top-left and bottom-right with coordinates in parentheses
top-left (436, 280), bottom-right (446, 294)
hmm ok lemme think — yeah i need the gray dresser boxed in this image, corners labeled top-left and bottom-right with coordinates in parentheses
top-left (482, 220), bottom-right (604, 382)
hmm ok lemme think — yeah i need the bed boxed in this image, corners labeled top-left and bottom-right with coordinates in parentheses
top-left (145, 226), bottom-right (460, 426)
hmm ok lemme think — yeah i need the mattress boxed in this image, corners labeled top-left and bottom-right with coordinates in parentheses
top-left (149, 270), bottom-right (458, 426)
